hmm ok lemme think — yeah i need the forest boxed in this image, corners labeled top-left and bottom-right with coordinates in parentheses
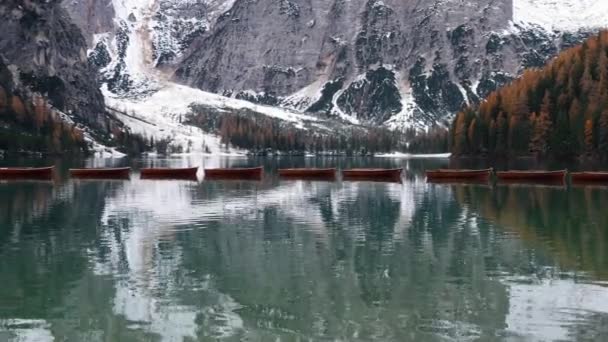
top-left (0, 86), bottom-right (154, 156)
top-left (0, 87), bottom-right (89, 155)
top-left (187, 105), bottom-right (413, 155)
top-left (450, 31), bottom-right (608, 160)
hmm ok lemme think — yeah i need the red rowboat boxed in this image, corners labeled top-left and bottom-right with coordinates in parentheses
top-left (496, 170), bottom-right (567, 183)
top-left (141, 167), bottom-right (198, 180)
top-left (70, 167), bottom-right (131, 179)
top-left (426, 178), bottom-right (492, 186)
top-left (204, 166), bottom-right (263, 179)
top-left (279, 168), bottom-right (336, 179)
top-left (571, 172), bottom-right (608, 183)
top-left (426, 168), bottom-right (493, 181)
top-left (342, 168), bottom-right (402, 180)
top-left (0, 166), bottom-right (54, 179)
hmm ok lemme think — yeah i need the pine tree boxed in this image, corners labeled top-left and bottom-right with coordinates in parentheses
top-left (452, 111), bottom-right (469, 155)
top-left (599, 109), bottom-right (608, 159)
top-left (467, 118), bottom-right (479, 153)
top-left (0, 85), bottom-right (7, 111)
top-left (584, 119), bottom-right (594, 155)
top-left (488, 119), bottom-right (497, 152)
top-left (530, 110), bottom-right (553, 155)
top-left (11, 95), bottom-right (26, 121)
top-left (495, 113), bottom-right (508, 155)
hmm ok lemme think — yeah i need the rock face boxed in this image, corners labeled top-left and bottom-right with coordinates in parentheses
top-left (61, 0), bottom-right (116, 45)
top-left (0, 0), bottom-right (112, 132)
top-left (173, 0), bottom-right (599, 129)
top-left (61, 0), bottom-right (605, 130)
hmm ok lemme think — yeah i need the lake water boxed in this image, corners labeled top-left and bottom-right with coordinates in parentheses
top-left (1, 156), bottom-right (607, 341)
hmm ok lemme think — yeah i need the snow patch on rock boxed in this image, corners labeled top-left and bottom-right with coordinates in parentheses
top-left (513, 0), bottom-right (608, 31)
top-left (104, 82), bottom-right (325, 154)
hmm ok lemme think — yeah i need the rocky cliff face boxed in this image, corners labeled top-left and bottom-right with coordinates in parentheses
top-left (61, 0), bottom-right (606, 131)
top-left (0, 0), bottom-right (113, 132)
top-left (174, 0), bottom-right (600, 129)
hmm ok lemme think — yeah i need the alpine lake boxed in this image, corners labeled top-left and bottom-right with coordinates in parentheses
top-left (1, 156), bottom-right (607, 341)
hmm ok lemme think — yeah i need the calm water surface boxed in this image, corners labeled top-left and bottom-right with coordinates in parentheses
top-left (1, 156), bottom-right (608, 341)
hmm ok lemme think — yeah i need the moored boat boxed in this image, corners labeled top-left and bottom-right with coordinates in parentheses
top-left (70, 167), bottom-right (131, 179)
top-left (0, 166), bottom-right (54, 179)
top-left (570, 171), bottom-right (608, 183)
top-left (496, 170), bottom-right (567, 183)
top-left (140, 167), bottom-right (198, 180)
top-left (278, 168), bottom-right (336, 179)
top-left (426, 168), bottom-right (493, 181)
top-left (204, 166), bottom-right (263, 179)
top-left (426, 178), bottom-right (493, 186)
top-left (342, 168), bottom-right (402, 180)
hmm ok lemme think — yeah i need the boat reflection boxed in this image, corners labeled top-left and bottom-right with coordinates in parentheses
top-left (1, 158), bottom-right (608, 341)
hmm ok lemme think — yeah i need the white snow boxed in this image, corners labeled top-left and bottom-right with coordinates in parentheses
top-left (105, 82), bottom-right (320, 126)
top-left (104, 85), bottom-right (241, 155)
top-left (513, 0), bottom-right (608, 31)
top-left (329, 87), bottom-right (361, 125)
top-left (385, 78), bottom-right (421, 131)
top-left (282, 80), bottom-right (325, 111)
top-left (104, 82), bottom-right (326, 154)
top-left (53, 103), bottom-right (126, 158)
top-left (99, 0), bottom-right (326, 154)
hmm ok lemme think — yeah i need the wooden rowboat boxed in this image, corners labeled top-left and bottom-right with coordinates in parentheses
top-left (342, 168), bottom-right (402, 181)
top-left (426, 168), bottom-right (493, 181)
top-left (426, 178), bottom-right (493, 186)
top-left (70, 167), bottom-right (131, 179)
top-left (279, 168), bottom-right (336, 179)
top-left (496, 170), bottom-right (567, 183)
top-left (141, 167), bottom-right (198, 180)
top-left (571, 172), bottom-right (608, 183)
top-left (204, 166), bottom-right (263, 179)
top-left (0, 166), bottom-right (54, 179)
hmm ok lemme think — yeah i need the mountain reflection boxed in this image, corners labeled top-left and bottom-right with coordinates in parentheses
top-left (1, 160), bottom-right (608, 341)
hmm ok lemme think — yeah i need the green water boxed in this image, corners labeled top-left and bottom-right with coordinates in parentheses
top-left (1, 156), bottom-right (608, 341)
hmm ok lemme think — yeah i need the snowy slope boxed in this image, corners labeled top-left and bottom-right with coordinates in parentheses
top-left (96, 0), bottom-right (329, 154)
top-left (71, 0), bottom-right (608, 140)
top-left (104, 82), bottom-right (324, 154)
top-left (513, 0), bottom-right (608, 31)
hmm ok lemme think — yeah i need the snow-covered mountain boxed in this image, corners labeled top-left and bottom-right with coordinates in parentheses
top-left (0, 0), bottom-right (127, 153)
top-left (513, 0), bottom-right (608, 31)
top-left (61, 0), bottom-right (608, 135)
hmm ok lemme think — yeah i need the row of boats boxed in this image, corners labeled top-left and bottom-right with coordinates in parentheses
top-left (2, 166), bottom-right (608, 183)
top-left (426, 168), bottom-right (608, 183)
top-left (0, 166), bottom-right (404, 181)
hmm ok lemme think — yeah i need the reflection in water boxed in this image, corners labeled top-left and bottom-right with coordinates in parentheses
top-left (450, 183), bottom-right (608, 340)
top-left (0, 157), bottom-right (607, 341)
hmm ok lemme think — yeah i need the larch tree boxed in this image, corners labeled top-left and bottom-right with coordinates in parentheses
top-left (584, 119), bottom-right (594, 155)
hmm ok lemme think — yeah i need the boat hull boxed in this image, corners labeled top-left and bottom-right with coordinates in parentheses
top-left (70, 167), bottom-right (131, 179)
top-left (204, 167), bottom-right (263, 179)
top-left (141, 167), bottom-right (198, 180)
top-left (279, 168), bottom-right (336, 179)
top-left (342, 168), bottom-right (402, 182)
top-left (0, 166), bottom-right (54, 179)
top-left (571, 172), bottom-right (608, 183)
top-left (496, 170), bottom-right (566, 183)
top-left (426, 169), bottom-right (492, 181)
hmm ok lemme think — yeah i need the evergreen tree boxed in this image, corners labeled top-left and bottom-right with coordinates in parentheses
top-left (584, 119), bottom-right (594, 155)
top-left (449, 30), bottom-right (608, 159)
top-left (599, 109), bottom-right (608, 159)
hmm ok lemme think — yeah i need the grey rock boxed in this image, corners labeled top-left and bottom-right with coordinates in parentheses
top-left (174, 0), bottom-right (596, 129)
top-left (0, 0), bottom-right (114, 132)
top-left (60, 0), bottom-right (599, 130)
top-left (61, 0), bottom-right (115, 45)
